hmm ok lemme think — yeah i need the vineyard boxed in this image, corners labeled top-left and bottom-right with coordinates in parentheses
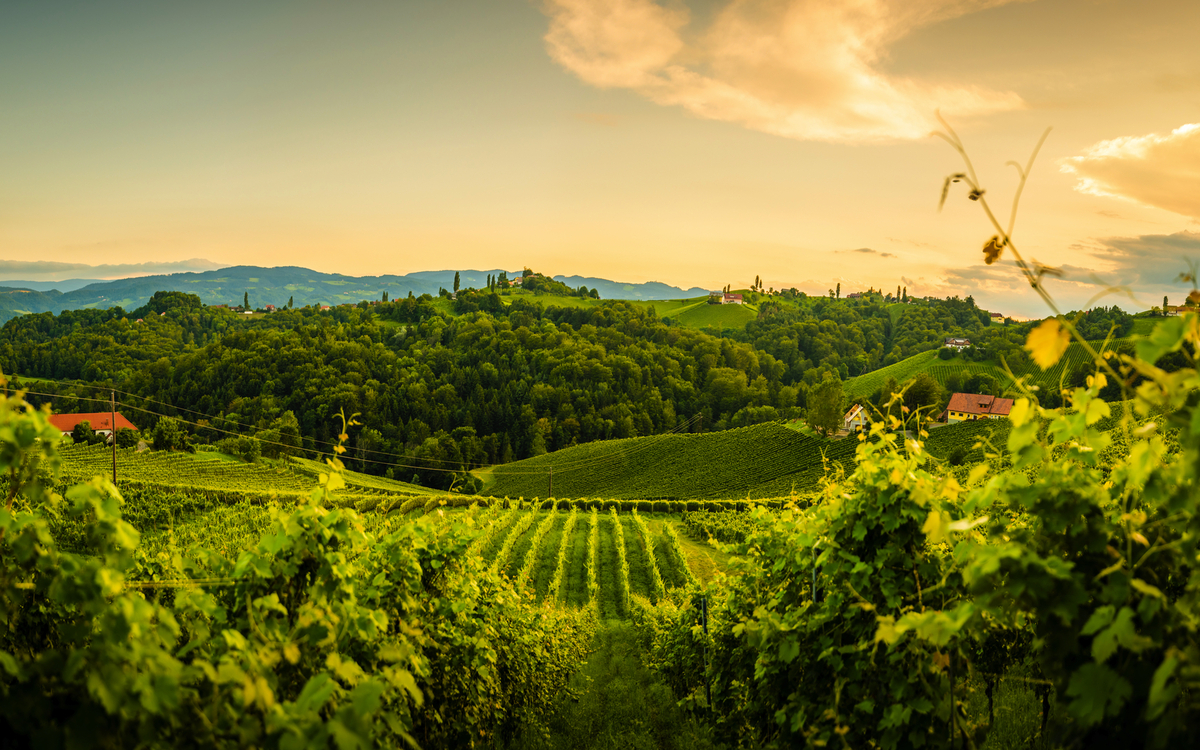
top-left (481, 422), bottom-right (859, 500)
top-left (6, 311), bottom-right (1200, 748)
top-left (482, 418), bottom-right (1014, 501)
top-left (59, 442), bottom-right (425, 499)
top-left (844, 349), bottom-right (940, 397)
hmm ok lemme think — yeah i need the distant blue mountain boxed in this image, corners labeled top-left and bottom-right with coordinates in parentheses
top-left (553, 274), bottom-right (710, 300)
top-left (0, 279), bottom-right (103, 293)
top-left (0, 265), bottom-right (712, 324)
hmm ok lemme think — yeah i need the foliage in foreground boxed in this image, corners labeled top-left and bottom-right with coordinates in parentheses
top-left (0, 392), bottom-right (592, 748)
top-left (634, 313), bottom-right (1200, 749)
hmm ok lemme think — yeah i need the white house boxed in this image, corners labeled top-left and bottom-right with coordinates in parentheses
top-left (722, 293), bottom-right (744, 305)
top-left (843, 404), bottom-right (867, 431)
top-left (943, 337), bottom-right (971, 350)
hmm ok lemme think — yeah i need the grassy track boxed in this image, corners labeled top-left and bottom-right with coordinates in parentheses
top-left (596, 514), bottom-right (623, 619)
top-left (619, 517), bottom-right (653, 601)
top-left (562, 518), bottom-right (591, 608)
top-left (531, 514), bottom-right (568, 602)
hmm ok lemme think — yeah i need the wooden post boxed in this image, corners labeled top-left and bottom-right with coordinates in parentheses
top-left (110, 390), bottom-right (117, 485)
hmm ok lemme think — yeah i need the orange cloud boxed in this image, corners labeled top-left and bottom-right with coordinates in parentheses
top-left (542, 0), bottom-right (1025, 143)
top-left (1061, 124), bottom-right (1200, 219)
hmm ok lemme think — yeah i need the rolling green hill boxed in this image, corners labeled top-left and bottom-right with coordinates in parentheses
top-left (480, 418), bottom-right (1016, 502)
top-left (673, 301), bottom-right (758, 329)
top-left (845, 337), bottom-right (1137, 399)
top-left (479, 422), bottom-right (850, 500)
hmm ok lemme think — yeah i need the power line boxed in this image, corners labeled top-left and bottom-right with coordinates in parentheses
top-left (19, 387), bottom-right (708, 479)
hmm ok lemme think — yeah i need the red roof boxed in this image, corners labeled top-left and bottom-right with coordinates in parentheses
top-left (48, 412), bottom-right (139, 433)
top-left (723, 293), bottom-right (743, 302)
top-left (946, 393), bottom-right (1013, 417)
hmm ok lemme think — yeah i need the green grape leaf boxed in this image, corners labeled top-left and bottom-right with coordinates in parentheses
top-left (1067, 663), bottom-right (1131, 726)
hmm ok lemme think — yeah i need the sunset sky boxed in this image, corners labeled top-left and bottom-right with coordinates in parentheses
top-left (3, 0), bottom-right (1200, 316)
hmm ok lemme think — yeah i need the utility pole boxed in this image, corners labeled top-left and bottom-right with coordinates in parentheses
top-left (548, 466), bottom-right (553, 498)
top-left (111, 389), bottom-right (117, 485)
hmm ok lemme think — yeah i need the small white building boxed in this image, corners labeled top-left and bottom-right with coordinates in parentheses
top-left (722, 293), bottom-right (744, 305)
top-left (943, 337), bottom-right (972, 350)
top-left (843, 403), bottom-right (867, 431)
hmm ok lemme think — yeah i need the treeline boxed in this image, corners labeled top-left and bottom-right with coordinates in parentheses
top-left (1, 287), bottom-right (1082, 490)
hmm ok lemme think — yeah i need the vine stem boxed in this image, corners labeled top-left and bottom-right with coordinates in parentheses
top-left (934, 115), bottom-right (1127, 394)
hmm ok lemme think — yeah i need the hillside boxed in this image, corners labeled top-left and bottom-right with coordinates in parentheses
top-left (483, 422), bottom-right (855, 501)
top-left (480, 418), bottom-right (1017, 502)
top-left (845, 337), bottom-right (1138, 398)
top-left (59, 442), bottom-right (427, 501)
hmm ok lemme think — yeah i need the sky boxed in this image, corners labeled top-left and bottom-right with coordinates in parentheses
top-left (3, 0), bottom-right (1200, 316)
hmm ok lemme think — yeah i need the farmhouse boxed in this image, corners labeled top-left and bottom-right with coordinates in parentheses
top-left (944, 393), bottom-right (1013, 423)
top-left (722, 292), bottom-right (744, 305)
top-left (943, 337), bottom-right (971, 350)
top-left (48, 412), bottom-right (138, 440)
top-left (843, 403), bottom-right (867, 431)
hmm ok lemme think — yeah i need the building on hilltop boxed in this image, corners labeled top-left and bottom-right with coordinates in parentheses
top-left (722, 292), bottom-right (744, 305)
top-left (943, 337), bottom-right (972, 350)
top-left (943, 393), bottom-right (1013, 423)
top-left (48, 412), bottom-right (138, 440)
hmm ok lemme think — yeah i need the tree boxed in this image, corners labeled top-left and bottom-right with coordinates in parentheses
top-left (897, 285), bottom-right (901, 300)
top-left (453, 272), bottom-right (461, 294)
top-left (806, 375), bottom-right (844, 437)
top-left (1165, 295), bottom-right (1170, 316)
top-left (836, 283), bottom-right (841, 299)
top-left (902, 287), bottom-right (907, 302)
top-left (114, 428), bottom-right (139, 448)
top-left (244, 292), bottom-right (250, 311)
top-left (382, 291), bottom-right (388, 303)
top-left (150, 416), bottom-right (191, 452)
top-left (71, 420), bottom-right (96, 445)
top-left (903, 373), bottom-right (943, 417)
top-left (288, 295), bottom-right (294, 308)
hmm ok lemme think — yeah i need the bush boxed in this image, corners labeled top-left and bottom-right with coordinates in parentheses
top-left (215, 435), bottom-right (261, 462)
top-left (938, 346), bottom-right (955, 360)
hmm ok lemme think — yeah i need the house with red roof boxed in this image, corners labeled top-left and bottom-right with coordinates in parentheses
top-left (48, 412), bottom-right (139, 440)
top-left (722, 292), bottom-right (743, 305)
top-left (944, 393), bottom-right (1013, 423)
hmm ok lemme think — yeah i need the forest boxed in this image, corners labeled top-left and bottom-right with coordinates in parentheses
top-left (0, 285), bottom-right (1035, 488)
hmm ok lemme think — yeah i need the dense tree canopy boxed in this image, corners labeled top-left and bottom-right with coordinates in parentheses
top-left (1, 286), bottom-right (1110, 490)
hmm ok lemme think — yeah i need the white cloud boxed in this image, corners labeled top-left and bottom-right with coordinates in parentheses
top-left (542, 0), bottom-right (1025, 143)
top-left (1061, 124), bottom-right (1200, 218)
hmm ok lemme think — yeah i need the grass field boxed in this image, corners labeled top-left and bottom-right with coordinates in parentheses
top-left (672, 301), bottom-right (758, 329)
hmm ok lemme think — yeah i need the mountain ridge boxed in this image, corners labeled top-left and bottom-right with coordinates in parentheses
top-left (0, 265), bottom-right (712, 324)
